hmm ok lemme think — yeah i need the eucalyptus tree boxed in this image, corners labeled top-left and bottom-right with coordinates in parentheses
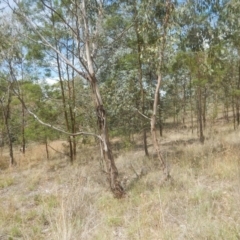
top-left (99, 1), bottom-right (152, 153)
top-left (0, 13), bottom-right (21, 166)
top-left (19, 81), bottom-right (59, 145)
top-left (114, 0), bottom-right (176, 177)
top-left (172, 0), bottom-right (225, 143)
top-left (105, 0), bottom-right (175, 169)
top-left (0, 77), bottom-right (15, 165)
top-left (46, 10), bottom-right (79, 162)
top-left (136, 0), bottom-right (175, 178)
top-left (164, 60), bottom-right (189, 125)
top-left (12, 2), bottom-right (81, 161)
top-left (9, 0), bottom-right (127, 197)
top-left (218, 0), bottom-right (240, 128)
top-left (126, 0), bottom-right (150, 155)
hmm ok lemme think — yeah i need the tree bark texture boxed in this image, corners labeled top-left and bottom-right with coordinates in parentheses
top-left (21, 101), bottom-right (26, 154)
top-left (150, 0), bottom-right (173, 179)
top-left (189, 73), bottom-right (194, 134)
top-left (196, 54), bottom-right (205, 144)
top-left (45, 136), bottom-right (49, 160)
top-left (197, 86), bottom-right (205, 144)
top-left (151, 75), bottom-right (169, 178)
top-left (134, 5), bottom-right (149, 157)
top-left (90, 79), bottom-right (124, 197)
top-left (82, 0), bottom-right (124, 197)
top-left (0, 86), bottom-right (15, 166)
top-left (158, 93), bottom-right (163, 137)
top-left (236, 63), bottom-right (240, 126)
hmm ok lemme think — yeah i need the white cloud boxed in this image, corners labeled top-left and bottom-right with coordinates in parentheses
top-left (44, 77), bottom-right (59, 85)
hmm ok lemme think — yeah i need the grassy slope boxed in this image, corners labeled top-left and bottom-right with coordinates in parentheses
top-left (0, 123), bottom-right (240, 240)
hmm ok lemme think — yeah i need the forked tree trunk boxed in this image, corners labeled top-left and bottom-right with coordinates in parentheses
top-left (82, 0), bottom-right (124, 197)
top-left (11, 0), bottom-right (123, 196)
top-left (91, 79), bottom-right (124, 197)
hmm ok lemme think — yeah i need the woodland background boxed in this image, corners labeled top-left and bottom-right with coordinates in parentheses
top-left (0, 0), bottom-right (240, 239)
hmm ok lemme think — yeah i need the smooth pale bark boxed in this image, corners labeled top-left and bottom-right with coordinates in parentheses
top-left (90, 77), bottom-right (124, 197)
top-left (82, 0), bottom-right (124, 197)
top-left (150, 0), bottom-right (172, 179)
top-left (151, 74), bottom-right (169, 176)
top-left (12, 0), bottom-right (125, 197)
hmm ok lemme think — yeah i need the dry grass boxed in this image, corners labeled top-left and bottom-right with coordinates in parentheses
top-left (0, 125), bottom-right (240, 239)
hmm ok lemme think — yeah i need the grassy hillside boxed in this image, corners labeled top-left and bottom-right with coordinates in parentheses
top-left (0, 123), bottom-right (240, 239)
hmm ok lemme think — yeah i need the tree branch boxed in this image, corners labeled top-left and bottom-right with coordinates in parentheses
top-left (135, 108), bottom-right (151, 120)
top-left (25, 106), bottom-right (102, 140)
top-left (7, 61), bottom-right (102, 142)
top-left (40, 0), bottom-right (79, 39)
top-left (10, 4), bottom-right (90, 80)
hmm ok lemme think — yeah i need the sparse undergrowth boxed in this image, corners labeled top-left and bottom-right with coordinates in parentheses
top-left (0, 125), bottom-right (240, 239)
